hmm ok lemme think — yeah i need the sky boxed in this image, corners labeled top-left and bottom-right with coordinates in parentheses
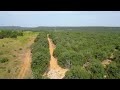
top-left (0, 11), bottom-right (120, 27)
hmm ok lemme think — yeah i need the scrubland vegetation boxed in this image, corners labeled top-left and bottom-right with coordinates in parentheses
top-left (0, 28), bottom-right (120, 79)
top-left (49, 31), bottom-right (120, 79)
top-left (0, 30), bottom-right (23, 39)
top-left (31, 30), bottom-right (120, 79)
top-left (31, 32), bottom-right (50, 79)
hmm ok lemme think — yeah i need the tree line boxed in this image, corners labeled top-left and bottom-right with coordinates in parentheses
top-left (0, 30), bottom-right (23, 39)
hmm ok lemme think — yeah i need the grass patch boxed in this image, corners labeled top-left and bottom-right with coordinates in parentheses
top-left (0, 51), bottom-right (4, 55)
top-left (0, 67), bottom-right (6, 69)
top-left (0, 31), bottom-right (39, 78)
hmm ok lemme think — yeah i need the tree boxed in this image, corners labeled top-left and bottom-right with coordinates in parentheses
top-left (106, 61), bottom-right (120, 79)
top-left (64, 66), bottom-right (91, 79)
top-left (86, 59), bottom-right (106, 79)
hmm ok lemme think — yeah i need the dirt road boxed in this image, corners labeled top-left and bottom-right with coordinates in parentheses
top-left (17, 49), bottom-right (32, 79)
top-left (17, 37), bottom-right (36, 79)
top-left (44, 34), bottom-right (68, 79)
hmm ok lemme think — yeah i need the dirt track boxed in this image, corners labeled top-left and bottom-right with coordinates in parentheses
top-left (17, 37), bottom-right (36, 79)
top-left (17, 49), bottom-right (31, 79)
top-left (44, 34), bottom-right (68, 79)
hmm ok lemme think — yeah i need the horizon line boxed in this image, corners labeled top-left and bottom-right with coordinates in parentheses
top-left (0, 25), bottom-right (120, 28)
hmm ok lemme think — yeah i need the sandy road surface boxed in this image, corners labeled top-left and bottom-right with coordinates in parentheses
top-left (44, 34), bottom-right (68, 79)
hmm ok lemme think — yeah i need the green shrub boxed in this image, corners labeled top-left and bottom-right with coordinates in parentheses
top-left (115, 45), bottom-right (120, 51)
top-left (58, 51), bottom-right (85, 68)
top-left (19, 48), bottom-right (22, 50)
top-left (0, 57), bottom-right (9, 63)
top-left (64, 66), bottom-right (91, 79)
top-left (13, 55), bottom-right (16, 57)
top-left (31, 32), bottom-right (50, 79)
top-left (113, 51), bottom-right (120, 64)
top-left (2, 44), bottom-right (5, 47)
top-left (106, 62), bottom-right (120, 79)
top-left (86, 59), bottom-right (106, 79)
top-left (8, 69), bottom-right (11, 73)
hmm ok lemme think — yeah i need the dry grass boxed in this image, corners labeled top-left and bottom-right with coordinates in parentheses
top-left (0, 31), bottom-right (38, 79)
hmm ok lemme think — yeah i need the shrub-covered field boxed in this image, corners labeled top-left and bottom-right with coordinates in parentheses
top-left (48, 31), bottom-right (120, 79)
top-left (31, 30), bottom-right (120, 79)
top-left (1, 29), bottom-right (120, 79)
top-left (31, 32), bottom-right (50, 79)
